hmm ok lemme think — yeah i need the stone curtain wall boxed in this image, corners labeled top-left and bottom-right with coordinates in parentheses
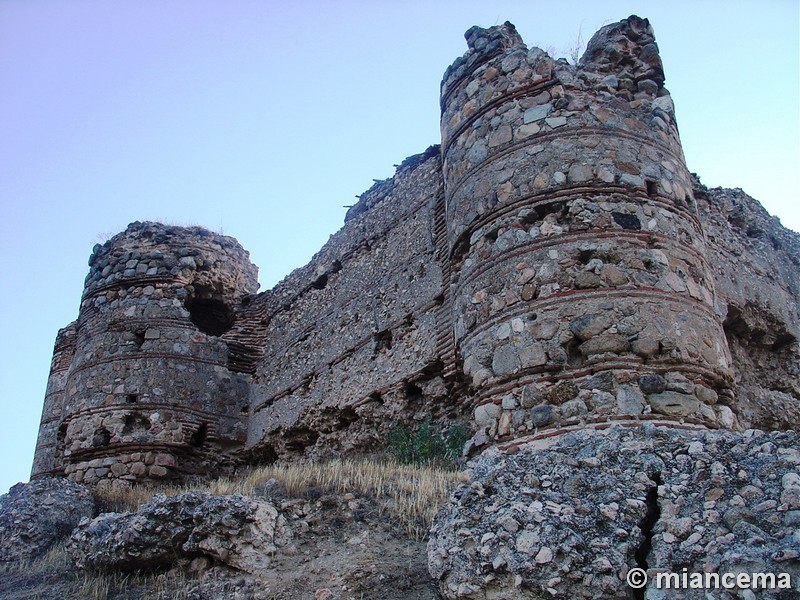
top-left (246, 150), bottom-right (457, 460)
top-left (697, 181), bottom-right (800, 431)
top-left (440, 17), bottom-right (736, 446)
top-left (32, 222), bottom-right (259, 484)
top-left (32, 16), bottom-right (799, 484)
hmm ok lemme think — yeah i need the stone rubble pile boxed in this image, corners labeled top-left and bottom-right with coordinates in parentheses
top-left (428, 426), bottom-right (799, 599)
top-left (0, 477), bottom-right (95, 562)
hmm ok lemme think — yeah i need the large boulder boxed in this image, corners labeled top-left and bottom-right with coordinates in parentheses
top-left (68, 492), bottom-right (291, 574)
top-left (428, 426), bottom-right (799, 599)
top-left (0, 477), bottom-right (95, 562)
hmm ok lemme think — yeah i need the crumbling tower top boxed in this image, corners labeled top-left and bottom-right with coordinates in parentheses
top-left (33, 222), bottom-right (260, 485)
top-left (579, 15), bottom-right (664, 87)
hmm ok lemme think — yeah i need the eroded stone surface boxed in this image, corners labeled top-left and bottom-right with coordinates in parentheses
top-left (68, 492), bottom-right (291, 574)
top-left (0, 478), bottom-right (94, 562)
top-left (440, 15), bottom-right (741, 450)
top-left (32, 222), bottom-right (259, 484)
top-left (696, 180), bottom-right (800, 431)
top-left (428, 426), bottom-right (800, 599)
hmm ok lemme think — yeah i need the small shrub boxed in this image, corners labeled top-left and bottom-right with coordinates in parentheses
top-left (388, 417), bottom-right (469, 467)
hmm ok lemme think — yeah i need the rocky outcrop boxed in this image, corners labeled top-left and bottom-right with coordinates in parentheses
top-left (428, 426), bottom-right (799, 599)
top-left (0, 478), bottom-right (94, 562)
top-left (68, 492), bottom-right (292, 574)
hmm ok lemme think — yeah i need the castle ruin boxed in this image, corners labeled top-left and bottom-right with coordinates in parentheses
top-left (31, 16), bottom-right (799, 486)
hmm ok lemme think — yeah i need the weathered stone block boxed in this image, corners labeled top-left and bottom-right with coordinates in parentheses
top-left (154, 453), bottom-right (176, 468)
top-left (631, 336), bottom-right (660, 358)
top-left (148, 465), bottom-right (169, 478)
top-left (616, 384), bottom-right (645, 415)
top-left (501, 395), bottom-right (517, 410)
top-left (648, 391), bottom-right (699, 417)
top-left (498, 411), bottom-right (513, 437)
top-left (474, 403), bottom-right (500, 427)
top-left (68, 493), bottom-right (291, 574)
top-left (110, 463), bottom-right (128, 477)
top-left (520, 383), bottom-right (542, 408)
top-left (567, 164), bottom-right (592, 183)
top-left (543, 381), bottom-right (579, 405)
top-left (530, 404), bottom-right (556, 427)
top-left (695, 384), bottom-right (719, 405)
top-left (544, 116), bottom-right (567, 128)
top-left (638, 373), bottom-right (666, 395)
top-left (574, 271), bottom-right (604, 289)
top-left (523, 103), bottom-right (551, 123)
top-left (560, 399), bottom-right (588, 419)
top-left (579, 333), bottom-right (630, 356)
top-left (518, 343), bottom-right (547, 368)
top-left (570, 314), bottom-right (613, 341)
top-left (492, 344), bottom-right (520, 376)
top-left (0, 478), bottom-right (95, 563)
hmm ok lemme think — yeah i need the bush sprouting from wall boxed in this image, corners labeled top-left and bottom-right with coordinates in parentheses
top-left (388, 417), bottom-right (469, 467)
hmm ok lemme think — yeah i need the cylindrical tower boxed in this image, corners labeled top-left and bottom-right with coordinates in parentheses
top-left (441, 18), bottom-right (735, 444)
top-left (58, 221), bottom-right (259, 485)
top-left (31, 322), bottom-right (77, 478)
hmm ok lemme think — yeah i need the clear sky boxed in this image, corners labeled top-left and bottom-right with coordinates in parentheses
top-left (0, 0), bottom-right (797, 494)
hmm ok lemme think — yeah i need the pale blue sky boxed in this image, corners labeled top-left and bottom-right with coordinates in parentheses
top-left (1, 0), bottom-right (797, 494)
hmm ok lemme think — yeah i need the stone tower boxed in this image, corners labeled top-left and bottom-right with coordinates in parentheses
top-left (31, 323), bottom-right (78, 478)
top-left (31, 222), bottom-right (258, 484)
top-left (440, 17), bottom-right (735, 444)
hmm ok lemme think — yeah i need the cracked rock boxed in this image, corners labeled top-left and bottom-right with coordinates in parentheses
top-left (68, 492), bottom-right (291, 574)
top-left (428, 426), bottom-right (799, 599)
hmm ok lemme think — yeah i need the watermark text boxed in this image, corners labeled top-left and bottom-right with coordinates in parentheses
top-left (626, 568), bottom-right (793, 591)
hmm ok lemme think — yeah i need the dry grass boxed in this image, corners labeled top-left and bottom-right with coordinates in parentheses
top-left (95, 458), bottom-right (467, 539)
top-left (26, 541), bottom-right (72, 574)
top-left (3, 542), bottom-right (190, 600)
top-left (245, 459), bottom-right (468, 538)
top-left (76, 569), bottom-right (190, 600)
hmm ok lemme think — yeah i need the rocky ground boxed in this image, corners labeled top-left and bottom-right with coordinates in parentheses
top-left (2, 427), bottom-right (798, 599)
top-left (0, 458), bottom-right (464, 600)
top-left (0, 488), bottom-right (440, 600)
